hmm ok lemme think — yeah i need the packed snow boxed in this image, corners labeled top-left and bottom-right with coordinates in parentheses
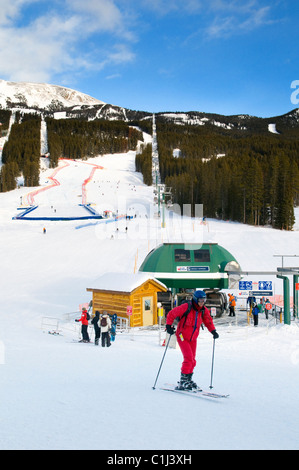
top-left (268, 123), bottom-right (280, 134)
top-left (0, 135), bottom-right (299, 450)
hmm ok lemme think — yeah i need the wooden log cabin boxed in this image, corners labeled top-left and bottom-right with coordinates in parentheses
top-left (86, 273), bottom-right (168, 327)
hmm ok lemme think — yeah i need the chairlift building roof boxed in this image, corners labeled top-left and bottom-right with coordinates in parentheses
top-left (139, 243), bottom-right (241, 290)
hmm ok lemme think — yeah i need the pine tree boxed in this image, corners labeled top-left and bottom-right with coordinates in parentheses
top-left (274, 157), bottom-right (295, 230)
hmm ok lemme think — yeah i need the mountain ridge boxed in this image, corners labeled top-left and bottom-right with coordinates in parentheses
top-left (0, 78), bottom-right (104, 110)
top-left (0, 78), bottom-right (298, 135)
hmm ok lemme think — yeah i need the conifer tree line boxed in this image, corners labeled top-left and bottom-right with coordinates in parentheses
top-left (0, 114), bottom-right (143, 192)
top-left (0, 109), bottom-right (11, 133)
top-left (46, 118), bottom-right (143, 168)
top-left (135, 143), bottom-right (153, 186)
top-left (0, 112), bottom-right (41, 191)
top-left (138, 120), bottom-right (299, 230)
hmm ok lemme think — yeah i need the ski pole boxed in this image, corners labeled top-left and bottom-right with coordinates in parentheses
top-left (152, 333), bottom-right (172, 390)
top-left (209, 337), bottom-right (216, 389)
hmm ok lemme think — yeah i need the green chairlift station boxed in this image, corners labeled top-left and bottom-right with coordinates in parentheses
top-left (139, 243), bottom-right (241, 291)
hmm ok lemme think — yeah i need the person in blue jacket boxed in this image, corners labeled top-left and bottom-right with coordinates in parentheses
top-left (252, 302), bottom-right (259, 326)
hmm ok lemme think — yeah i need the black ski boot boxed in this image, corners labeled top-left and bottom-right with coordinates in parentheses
top-left (188, 373), bottom-right (202, 391)
top-left (176, 373), bottom-right (193, 391)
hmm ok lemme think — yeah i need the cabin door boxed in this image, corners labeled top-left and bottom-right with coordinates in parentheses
top-left (142, 296), bottom-right (154, 326)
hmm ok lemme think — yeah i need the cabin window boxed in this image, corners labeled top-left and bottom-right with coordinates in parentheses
top-left (194, 249), bottom-right (210, 262)
top-left (175, 249), bottom-right (191, 262)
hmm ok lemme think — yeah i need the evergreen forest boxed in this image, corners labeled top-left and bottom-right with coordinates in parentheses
top-left (0, 113), bottom-right (143, 191)
top-left (0, 107), bottom-right (299, 231)
top-left (135, 143), bottom-right (153, 186)
top-left (0, 111), bottom-right (41, 191)
top-left (46, 118), bottom-right (143, 168)
top-left (137, 119), bottom-right (299, 230)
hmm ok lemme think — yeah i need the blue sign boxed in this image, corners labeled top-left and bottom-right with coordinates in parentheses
top-left (239, 281), bottom-right (252, 290)
top-left (258, 281), bottom-right (272, 291)
top-left (239, 280), bottom-right (273, 291)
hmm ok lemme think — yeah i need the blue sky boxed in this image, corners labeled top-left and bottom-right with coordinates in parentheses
top-left (0, 0), bottom-right (298, 117)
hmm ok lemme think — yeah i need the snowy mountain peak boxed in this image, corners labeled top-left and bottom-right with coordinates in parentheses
top-left (0, 79), bottom-right (105, 110)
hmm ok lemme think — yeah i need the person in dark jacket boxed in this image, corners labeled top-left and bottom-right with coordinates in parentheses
top-left (247, 295), bottom-right (256, 316)
top-left (252, 302), bottom-right (259, 326)
top-left (91, 310), bottom-right (101, 345)
top-left (166, 290), bottom-right (219, 391)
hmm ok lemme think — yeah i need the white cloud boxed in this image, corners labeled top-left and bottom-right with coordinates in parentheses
top-left (0, 0), bottom-right (279, 86)
top-left (0, 0), bottom-right (36, 26)
top-left (139, 0), bottom-right (276, 39)
top-left (65, 0), bottom-right (123, 33)
top-left (107, 44), bottom-right (135, 64)
top-left (105, 73), bottom-right (121, 80)
top-left (205, 2), bottom-right (275, 38)
top-left (0, 0), bottom-right (136, 83)
top-left (139, 0), bottom-right (203, 15)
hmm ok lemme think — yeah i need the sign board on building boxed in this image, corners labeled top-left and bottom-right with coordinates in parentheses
top-left (176, 266), bottom-right (210, 272)
top-left (239, 281), bottom-right (272, 291)
top-left (251, 291), bottom-right (273, 296)
top-left (126, 306), bottom-right (133, 316)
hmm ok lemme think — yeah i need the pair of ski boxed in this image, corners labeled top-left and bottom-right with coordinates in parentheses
top-left (160, 383), bottom-right (229, 399)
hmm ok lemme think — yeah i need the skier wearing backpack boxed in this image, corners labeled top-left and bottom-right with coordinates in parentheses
top-left (75, 308), bottom-right (90, 343)
top-left (166, 290), bottom-right (219, 391)
top-left (100, 312), bottom-right (112, 347)
top-left (91, 310), bottom-right (101, 345)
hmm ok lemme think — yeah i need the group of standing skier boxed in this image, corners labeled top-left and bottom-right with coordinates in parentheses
top-left (75, 308), bottom-right (116, 346)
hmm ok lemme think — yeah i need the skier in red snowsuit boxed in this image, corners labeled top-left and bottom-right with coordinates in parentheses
top-left (166, 290), bottom-right (219, 390)
top-left (75, 308), bottom-right (90, 342)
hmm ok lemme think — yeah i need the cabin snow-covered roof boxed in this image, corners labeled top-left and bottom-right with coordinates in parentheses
top-left (87, 272), bottom-right (167, 293)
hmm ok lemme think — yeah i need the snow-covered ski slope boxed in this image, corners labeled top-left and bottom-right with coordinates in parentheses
top-left (16, 158), bottom-right (105, 219)
top-left (0, 137), bottom-right (299, 450)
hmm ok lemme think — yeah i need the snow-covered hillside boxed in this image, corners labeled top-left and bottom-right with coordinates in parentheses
top-left (0, 137), bottom-right (299, 450)
top-left (0, 79), bottom-right (104, 109)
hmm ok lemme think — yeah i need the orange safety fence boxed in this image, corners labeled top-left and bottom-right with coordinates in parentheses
top-left (269, 295), bottom-right (293, 308)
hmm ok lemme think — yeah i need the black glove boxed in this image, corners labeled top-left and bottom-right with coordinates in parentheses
top-left (211, 329), bottom-right (219, 339)
top-left (166, 324), bottom-right (175, 335)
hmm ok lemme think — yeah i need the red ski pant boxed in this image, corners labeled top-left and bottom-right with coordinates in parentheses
top-left (177, 336), bottom-right (197, 374)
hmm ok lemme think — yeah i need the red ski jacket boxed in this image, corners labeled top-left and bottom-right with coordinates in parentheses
top-left (78, 311), bottom-right (89, 326)
top-left (166, 301), bottom-right (215, 342)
